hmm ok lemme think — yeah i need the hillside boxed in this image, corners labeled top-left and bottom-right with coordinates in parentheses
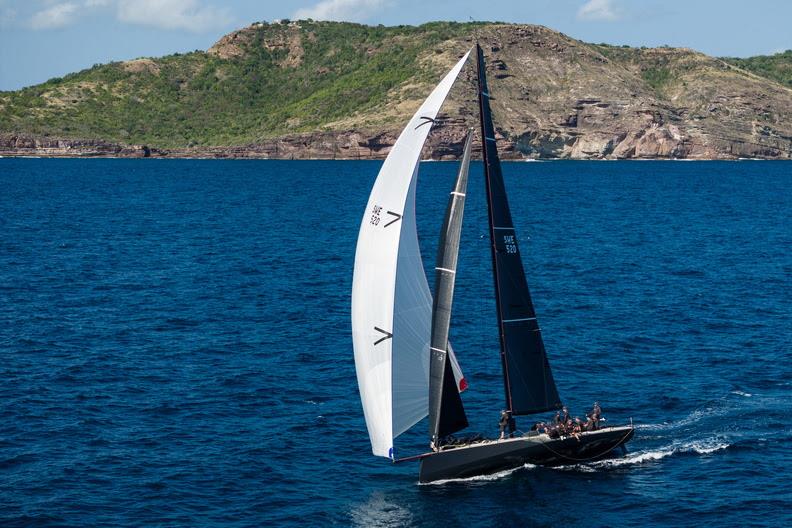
top-left (722, 50), bottom-right (792, 89)
top-left (1, 21), bottom-right (791, 159)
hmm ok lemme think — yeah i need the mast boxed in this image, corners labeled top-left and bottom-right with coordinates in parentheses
top-left (475, 43), bottom-right (563, 416)
top-left (428, 129), bottom-right (474, 448)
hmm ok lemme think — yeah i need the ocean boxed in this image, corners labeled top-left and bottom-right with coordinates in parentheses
top-left (1, 158), bottom-right (790, 527)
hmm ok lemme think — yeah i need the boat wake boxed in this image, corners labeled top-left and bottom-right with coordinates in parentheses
top-left (419, 463), bottom-right (537, 485)
top-left (637, 390), bottom-right (756, 432)
top-left (595, 438), bottom-right (728, 467)
top-left (551, 437), bottom-right (729, 472)
top-left (637, 406), bottom-right (727, 431)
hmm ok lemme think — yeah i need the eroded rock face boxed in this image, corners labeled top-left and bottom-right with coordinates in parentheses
top-left (121, 59), bottom-right (161, 75)
top-left (0, 134), bottom-right (152, 157)
top-left (458, 27), bottom-right (792, 159)
top-left (207, 26), bottom-right (256, 59)
top-left (208, 22), bottom-right (304, 67)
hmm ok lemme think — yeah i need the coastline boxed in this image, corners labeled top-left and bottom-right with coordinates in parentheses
top-left (3, 153), bottom-right (788, 161)
top-left (2, 135), bottom-right (789, 161)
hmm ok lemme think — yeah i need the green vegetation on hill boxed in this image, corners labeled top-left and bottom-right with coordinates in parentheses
top-left (0, 21), bottom-right (477, 147)
top-left (1, 22), bottom-right (791, 150)
top-left (593, 43), bottom-right (792, 94)
top-left (722, 50), bottom-right (792, 88)
top-left (640, 67), bottom-right (675, 94)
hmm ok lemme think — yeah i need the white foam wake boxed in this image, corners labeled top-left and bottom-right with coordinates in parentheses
top-left (685, 440), bottom-right (730, 455)
top-left (641, 390), bottom-right (758, 432)
top-left (637, 405), bottom-right (726, 431)
top-left (420, 439), bottom-right (729, 483)
top-left (420, 463), bottom-right (537, 485)
top-left (589, 438), bottom-right (729, 469)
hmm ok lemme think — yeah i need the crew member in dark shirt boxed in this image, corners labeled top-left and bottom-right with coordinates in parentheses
top-left (498, 410), bottom-right (509, 439)
top-left (498, 410), bottom-right (516, 439)
top-left (560, 406), bottom-right (570, 424)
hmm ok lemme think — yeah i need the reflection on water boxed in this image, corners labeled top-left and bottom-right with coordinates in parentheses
top-left (350, 491), bottom-right (414, 528)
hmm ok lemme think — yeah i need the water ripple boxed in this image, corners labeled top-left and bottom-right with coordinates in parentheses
top-left (1, 159), bottom-right (790, 527)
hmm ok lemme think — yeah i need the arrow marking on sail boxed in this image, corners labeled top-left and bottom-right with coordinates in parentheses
top-left (414, 116), bottom-right (436, 129)
top-left (373, 327), bottom-right (393, 345)
top-left (383, 211), bottom-right (402, 228)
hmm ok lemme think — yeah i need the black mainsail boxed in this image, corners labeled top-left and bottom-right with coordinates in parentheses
top-left (428, 130), bottom-right (474, 447)
top-left (475, 44), bottom-right (563, 415)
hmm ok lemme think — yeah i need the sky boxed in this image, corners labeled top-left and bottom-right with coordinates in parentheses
top-left (1, 0), bottom-right (790, 91)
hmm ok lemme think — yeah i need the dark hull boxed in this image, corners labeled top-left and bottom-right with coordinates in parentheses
top-left (418, 425), bottom-right (634, 483)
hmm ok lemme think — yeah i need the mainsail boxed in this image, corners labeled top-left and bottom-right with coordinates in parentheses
top-left (352, 51), bottom-right (471, 458)
top-left (428, 129), bottom-right (474, 446)
top-left (475, 44), bottom-right (563, 415)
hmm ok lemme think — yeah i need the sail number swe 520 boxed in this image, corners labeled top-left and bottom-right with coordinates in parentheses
top-left (370, 205), bottom-right (383, 226)
top-left (370, 205), bottom-right (403, 229)
top-left (503, 235), bottom-right (518, 254)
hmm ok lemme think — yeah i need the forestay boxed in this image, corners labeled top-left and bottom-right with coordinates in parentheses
top-left (351, 50), bottom-right (471, 458)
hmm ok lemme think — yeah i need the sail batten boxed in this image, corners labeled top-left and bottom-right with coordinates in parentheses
top-left (352, 51), bottom-right (471, 458)
top-left (475, 44), bottom-right (563, 416)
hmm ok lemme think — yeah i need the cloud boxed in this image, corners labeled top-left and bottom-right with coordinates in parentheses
top-left (116, 0), bottom-right (232, 32)
top-left (30, 2), bottom-right (78, 29)
top-left (577, 0), bottom-right (620, 21)
top-left (25, 0), bottom-right (232, 32)
top-left (293, 0), bottom-right (387, 23)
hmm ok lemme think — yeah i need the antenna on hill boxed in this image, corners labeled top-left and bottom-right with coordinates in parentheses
top-left (470, 15), bottom-right (480, 46)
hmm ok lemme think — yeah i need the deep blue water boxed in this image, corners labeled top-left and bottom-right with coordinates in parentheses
top-left (1, 158), bottom-right (790, 527)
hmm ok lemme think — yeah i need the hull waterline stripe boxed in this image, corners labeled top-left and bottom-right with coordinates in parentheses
top-left (493, 226), bottom-right (515, 231)
top-left (502, 317), bottom-right (537, 323)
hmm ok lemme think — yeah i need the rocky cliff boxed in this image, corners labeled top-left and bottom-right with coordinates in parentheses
top-left (2, 21), bottom-right (791, 160)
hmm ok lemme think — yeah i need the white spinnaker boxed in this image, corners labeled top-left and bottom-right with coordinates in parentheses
top-left (352, 50), bottom-right (471, 458)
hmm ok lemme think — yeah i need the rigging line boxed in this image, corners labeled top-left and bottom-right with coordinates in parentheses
top-left (392, 452), bottom-right (433, 464)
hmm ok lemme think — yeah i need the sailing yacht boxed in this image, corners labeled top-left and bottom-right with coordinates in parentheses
top-left (351, 44), bottom-right (634, 483)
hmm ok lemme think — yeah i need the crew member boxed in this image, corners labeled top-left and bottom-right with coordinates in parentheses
top-left (560, 406), bottom-right (570, 424)
top-left (583, 415), bottom-right (596, 432)
top-left (571, 417), bottom-right (583, 440)
top-left (498, 410), bottom-right (509, 439)
top-left (590, 401), bottom-right (602, 430)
